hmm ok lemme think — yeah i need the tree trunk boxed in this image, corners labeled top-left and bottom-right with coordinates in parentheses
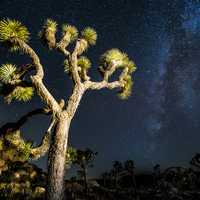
top-left (132, 171), bottom-right (139, 199)
top-left (83, 166), bottom-right (88, 199)
top-left (46, 84), bottom-right (85, 200)
top-left (46, 111), bottom-right (70, 200)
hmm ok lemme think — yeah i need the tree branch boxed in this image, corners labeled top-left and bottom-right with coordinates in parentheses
top-left (65, 84), bottom-right (85, 118)
top-left (0, 108), bottom-right (49, 136)
top-left (56, 33), bottom-right (70, 56)
top-left (13, 39), bottom-right (62, 113)
top-left (13, 39), bottom-right (44, 78)
top-left (55, 37), bottom-right (81, 85)
top-left (30, 118), bottom-right (56, 159)
top-left (103, 63), bottom-right (119, 81)
top-left (69, 40), bottom-right (83, 84)
top-left (0, 107), bottom-right (55, 159)
top-left (84, 80), bottom-right (122, 90)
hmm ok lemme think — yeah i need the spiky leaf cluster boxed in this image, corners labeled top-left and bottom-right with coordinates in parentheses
top-left (11, 86), bottom-right (34, 102)
top-left (0, 19), bottom-right (29, 42)
top-left (118, 74), bottom-right (133, 99)
top-left (0, 64), bottom-right (17, 84)
top-left (78, 56), bottom-right (91, 70)
top-left (124, 59), bottom-right (137, 73)
top-left (39, 19), bottom-right (57, 49)
top-left (3, 86), bottom-right (34, 103)
top-left (100, 49), bottom-right (127, 66)
top-left (45, 19), bottom-right (57, 31)
top-left (81, 27), bottom-right (97, 45)
top-left (0, 63), bottom-right (34, 103)
top-left (62, 24), bottom-right (78, 41)
top-left (0, 130), bottom-right (34, 175)
top-left (100, 48), bottom-right (136, 99)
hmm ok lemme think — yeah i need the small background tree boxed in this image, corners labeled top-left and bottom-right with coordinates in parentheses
top-left (73, 148), bottom-right (97, 197)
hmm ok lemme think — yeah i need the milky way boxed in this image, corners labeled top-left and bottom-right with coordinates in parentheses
top-left (143, 0), bottom-right (200, 169)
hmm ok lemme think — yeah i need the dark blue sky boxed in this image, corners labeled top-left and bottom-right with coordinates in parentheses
top-left (1, 0), bottom-right (200, 177)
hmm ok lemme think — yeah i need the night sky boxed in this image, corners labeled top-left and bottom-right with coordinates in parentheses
top-left (1, 0), bottom-right (200, 177)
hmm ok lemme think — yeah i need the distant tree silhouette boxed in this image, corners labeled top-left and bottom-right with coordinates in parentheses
top-left (112, 161), bottom-right (123, 188)
top-left (124, 160), bottom-right (138, 197)
top-left (73, 148), bottom-right (97, 198)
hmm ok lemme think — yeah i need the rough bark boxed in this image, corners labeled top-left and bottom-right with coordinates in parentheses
top-left (46, 111), bottom-right (70, 200)
top-left (47, 85), bottom-right (85, 200)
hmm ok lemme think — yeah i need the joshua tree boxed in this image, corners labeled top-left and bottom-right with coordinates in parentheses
top-left (124, 160), bottom-right (140, 199)
top-left (112, 160), bottom-right (123, 188)
top-left (73, 148), bottom-right (98, 197)
top-left (0, 18), bottom-right (137, 200)
top-left (124, 160), bottom-right (136, 186)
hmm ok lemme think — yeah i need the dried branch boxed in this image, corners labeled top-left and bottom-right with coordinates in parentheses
top-left (30, 118), bottom-right (56, 159)
top-left (0, 108), bottom-right (49, 136)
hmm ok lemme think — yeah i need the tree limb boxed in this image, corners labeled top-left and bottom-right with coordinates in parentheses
top-left (0, 108), bottom-right (49, 136)
top-left (56, 33), bottom-right (70, 56)
top-left (30, 118), bottom-right (56, 159)
top-left (70, 40), bottom-right (83, 84)
top-left (84, 80), bottom-right (122, 90)
top-left (13, 39), bottom-right (44, 78)
top-left (13, 39), bottom-right (62, 113)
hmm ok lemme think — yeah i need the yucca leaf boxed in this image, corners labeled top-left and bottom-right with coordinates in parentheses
top-left (118, 75), bottom-right (133, 100)
top-left (81, 27), bottom-right (97, 45)
top-left (78, 56), bottom-right (91, 70)
top-left (62, 24), bottom-right (78, 41)
top-left (39, 19), bottom-right (57, 49)
top-left (126, 59), bottom-right (137, 73)
top-left (45, 19), bottom-right (57, 31)
top-left (0, 19), bottom-right (29, 42)
top-left (121, 56), bottom-right (137, 73)
top-left (0, 64), bottom-right (17, 84)
top-left (11, 86), bottom-right (34, 102)
top-left (100, 49), bottom-right (126, 66)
